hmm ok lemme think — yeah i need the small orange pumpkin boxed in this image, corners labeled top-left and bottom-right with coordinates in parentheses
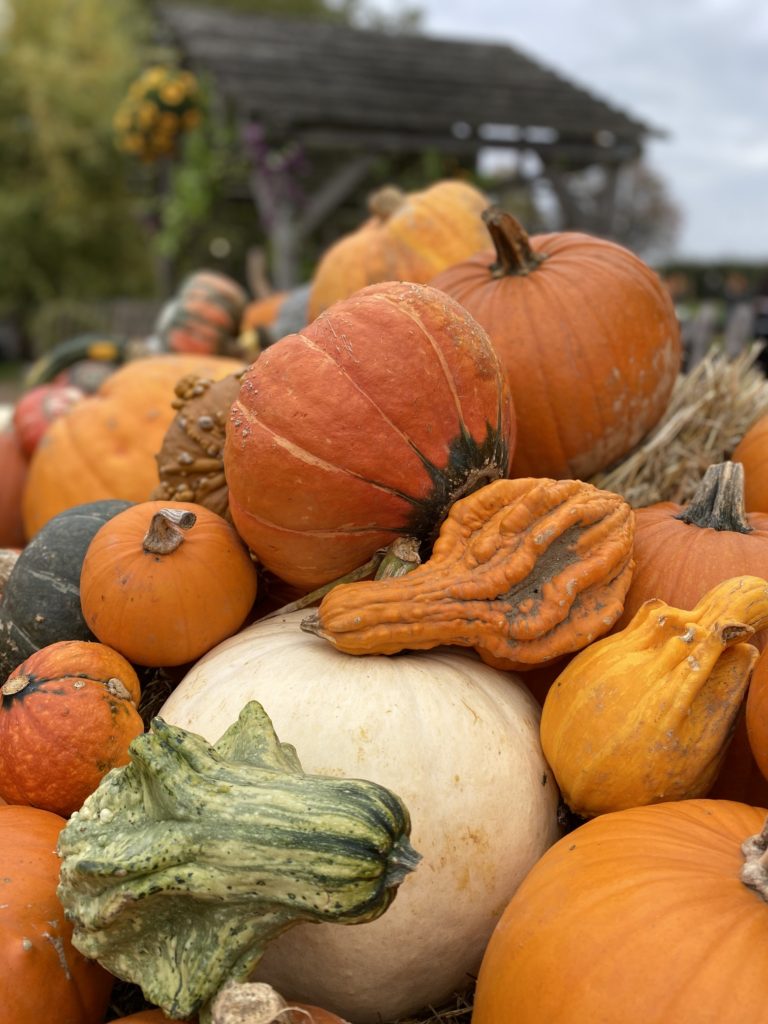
top-left (80, 501), bottom-right (258, 667)
top-left (0, 640), bottom-right (143, 817)
top-left (618, 461), bottom-right (768, 637)
top-left (0, 804), bottom-right (114, 1022)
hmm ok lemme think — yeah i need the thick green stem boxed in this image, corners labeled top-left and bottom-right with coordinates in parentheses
top-left (674, 462), bottom-right (752, 533)
top-left (367, 184), bottom-right (406, 221)
top-left (482, 207), bottom-right (548, 278)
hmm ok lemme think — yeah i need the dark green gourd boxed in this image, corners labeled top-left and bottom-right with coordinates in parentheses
top-left (0, 499), bottom-right (131, 679)
top-left (57, 701), bottom-right (420, 1023)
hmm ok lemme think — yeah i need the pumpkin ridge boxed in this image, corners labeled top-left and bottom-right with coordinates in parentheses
top-left (514, 271), bottom-right (574, 472)
top-left (544, 269), bottom-right (617, 457)
top-left (226, 495), bottom-right (409, 540)
top-left (377, 289), bottom-right (495, 429)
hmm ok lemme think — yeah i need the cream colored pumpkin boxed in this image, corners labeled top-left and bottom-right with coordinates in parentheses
top-left (159, 611), bottom-right (560, 1024)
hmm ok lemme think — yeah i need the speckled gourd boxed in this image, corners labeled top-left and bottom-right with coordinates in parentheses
top-left (56, 701), bottom-right (419, 1024)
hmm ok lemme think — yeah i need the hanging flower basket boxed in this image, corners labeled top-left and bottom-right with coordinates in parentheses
top-left (113, 65), bottom-right (202, 162)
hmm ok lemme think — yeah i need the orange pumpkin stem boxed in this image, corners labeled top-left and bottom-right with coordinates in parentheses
top-left (741, 816), bottom-right (768, 901)
top-left (675, 461), bottom-right (753, 534)
top-left (367, 184), bottom-right (406, 220)
top-left (482, 207), bottom-right (548, 278)
top-left (143, 507), bottom-right (197, 555)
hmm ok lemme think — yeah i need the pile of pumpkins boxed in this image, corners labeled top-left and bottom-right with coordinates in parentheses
top-left (3, 177), bottom-right (768, 1024)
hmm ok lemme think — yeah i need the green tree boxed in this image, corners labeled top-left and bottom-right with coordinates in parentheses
top-left (0, 0), bottom-right (152, 339)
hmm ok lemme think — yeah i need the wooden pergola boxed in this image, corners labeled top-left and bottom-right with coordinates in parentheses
top-left (157, 3), bottom-right (661, 288)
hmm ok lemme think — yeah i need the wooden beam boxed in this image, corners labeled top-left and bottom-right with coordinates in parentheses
top-left (296, 154), bottom-right (377, 238)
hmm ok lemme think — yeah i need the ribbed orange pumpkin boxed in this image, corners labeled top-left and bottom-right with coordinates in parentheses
top-left (0, 640), bottom-right (143, 817)
top-left (0, 804), bottom-right (114, 1023)
top-left (431, 208), bottom-right (681, 479)
top-left (733, 413), bottom-right (768, 512)
top-left (307, 179), bottom-right (491, 319)
top-left (22, 354), bottom-right (243, 538)
top-left (472, 799), bottom-right (768, 1024)
top-left (225, 281), bottom-right (514, 591)
top-left (80, 501), bottom-right (258, 667)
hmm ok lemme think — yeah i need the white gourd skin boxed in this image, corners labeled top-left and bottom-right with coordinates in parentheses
top-left (160, 610), bottom-right (561, 1024)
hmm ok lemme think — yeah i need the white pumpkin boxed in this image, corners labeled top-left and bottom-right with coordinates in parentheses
top-left (159, 610), bottom-right (560, 1023)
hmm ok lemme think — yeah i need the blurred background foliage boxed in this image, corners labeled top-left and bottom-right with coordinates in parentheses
top-left (0, 0), bottom-right (422, 353)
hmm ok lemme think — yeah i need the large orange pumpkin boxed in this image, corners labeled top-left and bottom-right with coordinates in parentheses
top-left (0, 640), bottom-right (143, 816)
top-left (431, 208), bottom-right (681, 479)
top-left (80, 501), bottom-right (258, 667)
top-left (0, 804), bottom-right (114, 1023)
top-left (472, 799), bottom-right (768, 1024)
top-left (307, 179), bottom-right (491, 319)
top-left (732, 413), bottom-right (768, 512)
top-left (224, 281), bottom-right (514, 590)
top-left (22, 354), bottom-right (243, 538)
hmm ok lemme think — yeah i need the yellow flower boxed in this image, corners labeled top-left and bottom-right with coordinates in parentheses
top-left (160, 81), bottom-right (185, 107)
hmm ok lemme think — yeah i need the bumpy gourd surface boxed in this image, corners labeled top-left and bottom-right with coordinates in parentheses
top-left (57, 701), bottom-right (419, 1021)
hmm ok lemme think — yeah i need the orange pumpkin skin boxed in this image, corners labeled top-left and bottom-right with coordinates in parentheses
top-left (617, 464), bottom-right (768, 641)
top-left (0, 640), bottom-right (143, 817)
top-left (0, 426), bottom-right (28, 549)
top-left (80, 501), bottom-right (258, 667)
top-left (22, 354), bottom-right (244, 539)
top-left (431, 210), bottom-right (681, 479)
top-left (225, 281), bottom-right (514, 591)
top-left (733, 415), bottom-right (768, 512)
top-left (0, 804), bottom-right (114, 1023)
top-left (472, 799), bottom-right (768, 1024)
top-left (308, 179), bottom-right (491, 319)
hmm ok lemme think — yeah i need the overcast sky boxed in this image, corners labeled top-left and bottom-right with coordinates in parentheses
top-left (379, 0), bottom-right (768, 263)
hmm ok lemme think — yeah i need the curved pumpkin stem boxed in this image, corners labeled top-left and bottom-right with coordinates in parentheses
top-left (260, 537), bottom-right (421, 622)
top-left (674, 461), bottom-right (752, 534)
top-left (741, 816), bottom-right (768, 902)
top-left (143, 507), bottom-right (197, 555)
top-left (482, 207), bottom-right (548, 278)
top-left (367, 184), bottom-right (406, 221)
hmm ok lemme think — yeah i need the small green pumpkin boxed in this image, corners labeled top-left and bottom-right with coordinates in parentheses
top-left (0, 499), bottom-right (131, 679)
top-left (57, 701), bottom-right (419, 1023)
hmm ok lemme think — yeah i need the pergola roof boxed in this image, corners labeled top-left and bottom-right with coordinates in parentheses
top-left (157, 4), bottom-right (660, 164)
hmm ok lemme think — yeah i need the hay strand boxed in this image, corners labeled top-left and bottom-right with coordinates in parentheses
top-left (590, 344), bottom-right (768, 508)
